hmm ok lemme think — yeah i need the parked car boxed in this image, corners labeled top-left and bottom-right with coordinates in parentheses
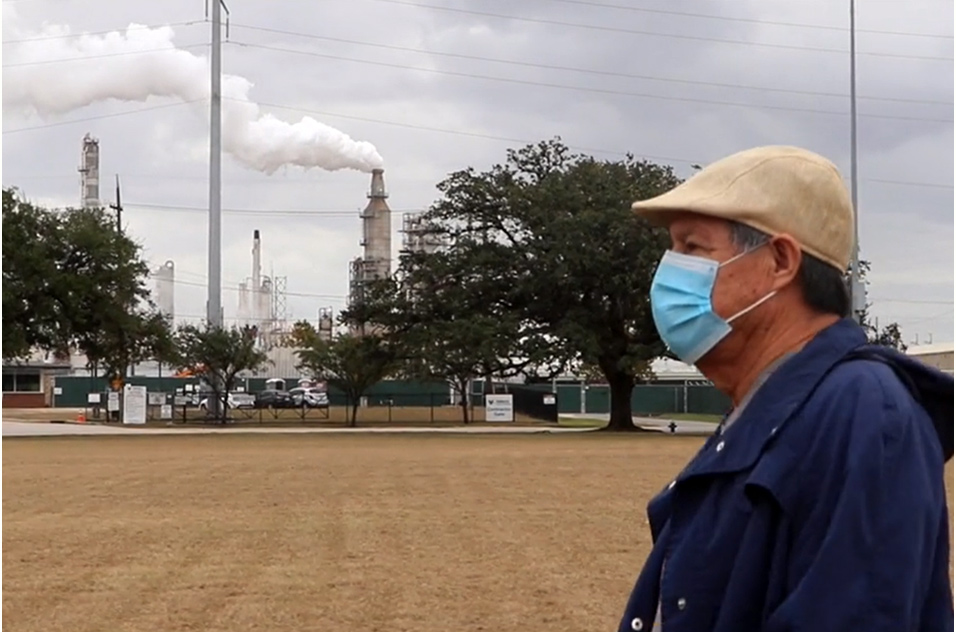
top-left (255, 389), bottom-right (296, 409)
top-left (289, 386), bottom-right (330, 408)
top-left (198, 391), bottom-right (256, 412)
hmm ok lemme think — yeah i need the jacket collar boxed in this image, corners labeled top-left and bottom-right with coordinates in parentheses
top-left (677, 318), bottom-right (867, 482)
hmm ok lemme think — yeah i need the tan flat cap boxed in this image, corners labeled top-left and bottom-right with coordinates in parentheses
top-left (632, 145), bottom-right (854, 271)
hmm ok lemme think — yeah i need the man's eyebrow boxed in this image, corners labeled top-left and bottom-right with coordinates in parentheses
top-left (672, 226), bottom-right (699, 242)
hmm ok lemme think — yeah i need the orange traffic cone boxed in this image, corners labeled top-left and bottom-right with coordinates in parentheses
top-left (76, 412), bottom-right (86, 424)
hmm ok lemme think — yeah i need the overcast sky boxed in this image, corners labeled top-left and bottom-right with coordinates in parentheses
top-left (3, 0), bottom-right (953, 344)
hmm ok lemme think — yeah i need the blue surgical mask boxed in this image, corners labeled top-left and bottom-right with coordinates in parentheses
top-left (650, 248), bottom-right (776, 365)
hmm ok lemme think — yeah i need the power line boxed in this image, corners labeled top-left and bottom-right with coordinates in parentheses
top-left (229, 24), bottom-right (952, 106)
top-left (225, 96), bottom-right (954, 190)
top-left (230, 41), bottom-right (953, 123)
top-left (1, 173), bottom-right (333, 185)
top-left (2, 43), bottom-right (210, 68)
top-left (155, 269), bottom-right (954, 307)
top-left (2, 100), bottom-right (202, 134)
top-left (872, 298), bottom-right (955, 305)
top-left (531, 0), bottom-right (954, 39)
top-left (127, 202), bottom-right (419, 216)
top-left (3, 98), bottom-right (947, 192)
top-left (1, 20), bottom-right (204, 44)
top-left (7, 169), bottom-right (950, 192)
top-left (865, 178), bottom-right (954, 189)
top-left (363, 0), bottom-right (955, 61)
top-left (226, 95), bottom-right (694, 163)
top-left (152, 274), bottom-right (349, 300)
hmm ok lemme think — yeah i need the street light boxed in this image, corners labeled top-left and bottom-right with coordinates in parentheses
top-left (848, 0), bottom-right (867, 323)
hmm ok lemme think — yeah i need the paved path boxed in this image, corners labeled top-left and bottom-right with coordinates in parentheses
top-left (560, 414), bottom-right (716, 436)
top-left (1, 421), bottom-right (596, 438)
top-left (3, 416), bottom-right (717, 438)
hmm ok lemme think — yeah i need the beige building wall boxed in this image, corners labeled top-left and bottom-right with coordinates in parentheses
top-left (906, 344), bottom-right (954, 375)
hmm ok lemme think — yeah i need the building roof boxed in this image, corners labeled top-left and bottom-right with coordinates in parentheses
top-left (905, 342), bottom-right (954, 357)
top-left (651, 356), bottom-right (704, 380)
top-left (3, 360), bottom-right (72, 370)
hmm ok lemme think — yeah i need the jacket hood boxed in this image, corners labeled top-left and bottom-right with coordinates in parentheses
top-left (848, 345), bottom-right (954, 462)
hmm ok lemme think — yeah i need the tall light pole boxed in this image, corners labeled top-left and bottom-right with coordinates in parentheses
top-left (206, 0), bottom-right (229, 419)
top-left (848, 0), bottom-right (866, 323)
top-left (207, 0), bottom-right (228, 327)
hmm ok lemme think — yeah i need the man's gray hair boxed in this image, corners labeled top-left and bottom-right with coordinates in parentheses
top-left (728, 221), bottom-right (850, 318)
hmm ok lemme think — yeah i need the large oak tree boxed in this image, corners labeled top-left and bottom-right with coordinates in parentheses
top-left (351, 139), bottom-right (681, 430)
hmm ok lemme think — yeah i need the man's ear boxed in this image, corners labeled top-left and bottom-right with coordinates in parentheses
top-left (768, 234), bottom-right (802, 290)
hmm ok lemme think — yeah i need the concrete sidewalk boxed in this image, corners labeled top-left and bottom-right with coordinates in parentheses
top-left (2, 420), bottom-right (596, 437)
top-left (560, 414), bottom-right (716, 436)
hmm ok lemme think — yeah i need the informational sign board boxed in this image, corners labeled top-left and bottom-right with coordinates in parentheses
top-left (485, 394), bottom-right (515, 422)
top-left (147, 392), bottom-right (165, 406)
top-left (88, 393), bottom-right (102, 404)
top-left (543, 394), bottom-right (556, 406)
top-left (106, 392), bottom-right (120, 411)
top-left (174, 395), bottom-right (191, 407)
top-left (123, 385), bottom-right (147, 425)
top-left (160, 404), bottom-right (173, 420)
top-left (53, 386), bottom-right (63, 396)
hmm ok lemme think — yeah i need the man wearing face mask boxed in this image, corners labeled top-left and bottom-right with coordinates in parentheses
top-left (617, 146), bottom-right (953, 632)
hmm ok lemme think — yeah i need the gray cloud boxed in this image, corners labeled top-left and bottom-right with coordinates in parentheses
top-left (3, 0), bottom-right (952, 342)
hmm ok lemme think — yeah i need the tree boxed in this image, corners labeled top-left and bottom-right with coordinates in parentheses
top-left (345, 255), bottom-right (533, 424)
top-left (2, 189), bottom-right (63, 360)
top-left (2, 188), bottom-right (169, 376)
top-left (855, 260), bottom-right (908, 352)
top-left (173, 323), bottom-right (269, 423)
top-left (292, 324), bottom-right (397, 427)
top-left (370, 139), bottom-right (679, 431)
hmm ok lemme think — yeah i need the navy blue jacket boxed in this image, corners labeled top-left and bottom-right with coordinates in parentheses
top-left (619, 319), bottom-right (954, 632)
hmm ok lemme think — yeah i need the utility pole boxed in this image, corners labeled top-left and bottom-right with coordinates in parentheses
top-left (207, 0), bottom-right (229, 329)
top-left (206, 0), bottom-right (230, 420)
top-left (109, 174), bottom-right (122, 233)
top-left (847, 0), bottom-right (866, 324)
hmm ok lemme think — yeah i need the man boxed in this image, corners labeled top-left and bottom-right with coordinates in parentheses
top-left (619, 145), bottom-right (953, 631)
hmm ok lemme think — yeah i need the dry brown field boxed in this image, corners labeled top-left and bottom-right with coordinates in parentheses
top-left (3, 434), bottom-right (953, 632)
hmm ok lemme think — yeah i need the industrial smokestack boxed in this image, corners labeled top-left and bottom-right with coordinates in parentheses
top-left (362, 170), bottom-right (391, 279)
top-left (252, 230), bottom-right (262, 323)
top-left (369, 168), bottom-right (388, 199)
top-left (78, 133), bottom-right (100, 208)
top-left (153, 260), bottom-right (175, 319)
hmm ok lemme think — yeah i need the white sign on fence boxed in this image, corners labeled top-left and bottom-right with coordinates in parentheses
top-left (87, 393), bottom-right (102, 404)
top-left (147, 392), bottom-right (165, 406)
top-left (106, 392), bottom-right (120, 411)
top-left (160, 404), bottom-right (173, 420)
top-left (485, 394), bottom-right (515, 422)
top-left (123, 385), bottom-right (147, 425)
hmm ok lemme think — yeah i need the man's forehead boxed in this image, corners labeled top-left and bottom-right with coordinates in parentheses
top-left (667, 213), bottom-right (732, 241)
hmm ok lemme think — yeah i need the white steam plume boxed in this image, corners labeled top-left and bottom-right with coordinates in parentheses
top-left (2, 18), bottom-right (385, 173)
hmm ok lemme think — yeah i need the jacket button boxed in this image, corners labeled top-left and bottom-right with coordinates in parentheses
top-left (677, 597), bottom-right (687, 610)
top-left (715, 441), bottom-right (725, 452)
top-left (630, 617), bottom-right (644, 631)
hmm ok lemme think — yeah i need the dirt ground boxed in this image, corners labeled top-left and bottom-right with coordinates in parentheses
top-left (3, 435), bottom-right (953, 632)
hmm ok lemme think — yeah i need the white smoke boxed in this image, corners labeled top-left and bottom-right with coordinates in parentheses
top-left (2, 16), bottom-right (385, 173)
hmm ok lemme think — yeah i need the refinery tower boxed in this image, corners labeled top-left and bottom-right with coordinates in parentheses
top-left (348, 169), bottom-right (391, 309)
